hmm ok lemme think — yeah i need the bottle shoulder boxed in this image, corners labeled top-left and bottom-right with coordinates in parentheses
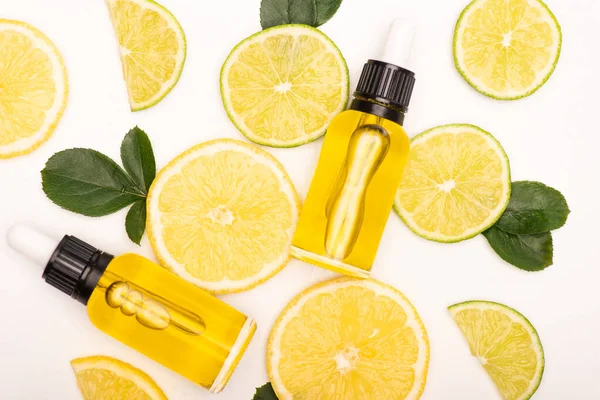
top-left (102, 253), bottom-right (159, 279)
top-left (111, 252), bottom-right (150, 263)
top-left (331, 109), bottom-right (407, 135)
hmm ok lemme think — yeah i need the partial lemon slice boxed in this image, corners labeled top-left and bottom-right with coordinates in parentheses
top-left (221, 25), bottom-right (349, 147)
top-left (394, 124), bottom-right (511, 243)
top-left (106, 0), bottom-right (186, 111)
top-left (0, 20), bottom-right (67, 159)
top-left (454, 0), bottom-right (561, 99)
top-left (268, 278), bottom-right (430, 399)
top-left (449, 301), bottom-right (545, 400)
top-left (71, 356), bottom-right (167, 400)
top-left (147, 139), bottom-right (300, 293)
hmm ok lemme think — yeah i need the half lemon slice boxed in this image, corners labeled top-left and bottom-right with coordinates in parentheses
top-left (449, 301), bottom-right (545, 400)
top-left (106, 0), bottom-right (186, 111)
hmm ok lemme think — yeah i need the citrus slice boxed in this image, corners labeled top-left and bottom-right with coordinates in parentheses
top-left (394, 124), bottom-right (511, 243)
top-left (454, 0), bottom-right (561, 100)
top-left (106, 0), bottom-right (186, 111)
top-left (221, 25), bottom-right (349, 147)
top-left (147, 139), bottom-right (300, 293)
top-left (449, 301), bottom-right (545, 400)
top-left (71, 356), bottom-right (167, 400)
top-left (267, 277), bottom-right (430, 399)
top-left (0, 20), bottom-right (67, 159)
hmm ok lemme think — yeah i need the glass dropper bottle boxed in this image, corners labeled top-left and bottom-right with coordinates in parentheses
top-left (7, 224), bottom-right (256, 393)
top-left (292, 19), bottom-right (417, 277)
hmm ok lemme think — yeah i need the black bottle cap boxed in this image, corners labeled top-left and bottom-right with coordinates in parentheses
top-left (354, 60), bottom-right (416, 113)
top-left (43, 235), bottom-right (114, 305)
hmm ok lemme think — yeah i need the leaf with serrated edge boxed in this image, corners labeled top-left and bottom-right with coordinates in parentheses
top-left (315, 0), bottom-right (343, 25)
top-left (120, 126), bottom-right (156, 193)
top-left (260, 0), bottom-right (343, 29)
top-left (126, 200), bottom-right (147, 245)
top-left (495, 181), bottom-right (570, 234)
top-left (483, 226), bottom-right (553, 271)
top-left (42, 149), bottom-right (143, 217)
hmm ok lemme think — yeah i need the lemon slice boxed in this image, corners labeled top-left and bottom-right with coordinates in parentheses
top-left (454, 0), bottom-right (561, 99)
top-left (267, 278), bottom-right (430, 399)
top-left (221, 25), bottom-right (349, 147)
top-left (71, 356), bottom-right (167, 400)
top-left (449, 301), bottom-right (545, 400)
top-left (0, 20), bottom-right (67, 159)
top-left (147, 139), bottom-right (300, 293)
top-left (106, 0), bottom-right (186, 111)
top-left (394, 124), bottom-right (511, 243)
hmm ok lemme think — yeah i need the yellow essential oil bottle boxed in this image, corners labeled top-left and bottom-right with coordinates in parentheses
top-left (292, 20), bottom-right (416, 277)
top-left (7, 224), bottom-right (255, 393)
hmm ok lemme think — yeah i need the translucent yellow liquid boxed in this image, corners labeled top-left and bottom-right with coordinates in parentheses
top-left (87, 254), bottom-right (255, 392)
top-left (292, 110), bottom-right (410, 276)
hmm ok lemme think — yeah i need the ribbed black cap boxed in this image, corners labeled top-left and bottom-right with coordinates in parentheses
top-left (354, 60), bottom-right (416, 112)
top-left (42, 236), bottom-right (114, 305)
top-left (43, 236), bottom-right (98, 298)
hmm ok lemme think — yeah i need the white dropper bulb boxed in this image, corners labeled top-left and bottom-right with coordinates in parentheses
top-left (6, 224), bottom-right (58, 268)
top-left (379, 18), bottom-right (416, 68)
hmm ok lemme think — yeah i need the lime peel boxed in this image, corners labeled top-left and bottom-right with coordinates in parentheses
top-left (221, 24), bottom-right (349, 148)
top-left (394, 124), bottom-right (511, 243)
top-left (448, 301), bottom-right (545, 400)
top-left (454, 0), bottom-right (562, 100)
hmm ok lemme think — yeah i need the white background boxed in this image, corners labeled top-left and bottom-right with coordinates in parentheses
top-left (0, 0), bottom-right (599, 398)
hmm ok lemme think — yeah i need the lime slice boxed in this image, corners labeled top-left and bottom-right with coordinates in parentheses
top-left (0, 20), bottom-right (68, 158)
top-left (106, 0), bottom-right (186, 111)
top-left (454, 0), bottom-right (561, 99)
top-left (221, 25), bottom-right (349, 147)
top-left (449, 301), bottom-right (545, 400)
top-left (268, 277), bottom-right (429, 399)
top-left (147, 139), bottom-right (300, 293)
top-left (394, 124), bottom-right (511, 243)
top-left (71, 355), bottom-right (167, 399)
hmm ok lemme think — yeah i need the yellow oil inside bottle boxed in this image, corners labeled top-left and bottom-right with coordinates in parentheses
top-left (87, 253), bottom-right (256, 393)
top-left (292, 109), bottom-right (410, 276)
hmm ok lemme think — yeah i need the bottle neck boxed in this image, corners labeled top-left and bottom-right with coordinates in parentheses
top-left (75, 252), bottom-right (114, 305)
top-left (350, 96), bottom-right (405, 126)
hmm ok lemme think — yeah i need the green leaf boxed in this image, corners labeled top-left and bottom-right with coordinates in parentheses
top-left (260, 0), bottom-right (343, 29)
top-left (483, 226), bottom-right (553, 271)
top-left (495, 181), bottom-right (570, 234)
top-left (314, 0), bottom-right (343, 25)
top-left (126, 200), bottom-right (147, 245)
top-left (253, 382), bottom-right (278, 400)
top-left (120, 126), bottom-right (156, 193)
top-left (42, 149), bottom-right (144, 217)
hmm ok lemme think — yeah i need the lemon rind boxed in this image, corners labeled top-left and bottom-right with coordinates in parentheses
top-left (146, 139), bottom-right (301, 294)
top-left (0, 20), bottom-right (68, 159)
top-left (267, 277), bottom-right (430, 400)
top-left (71, 355), bottom-right (167, 400)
